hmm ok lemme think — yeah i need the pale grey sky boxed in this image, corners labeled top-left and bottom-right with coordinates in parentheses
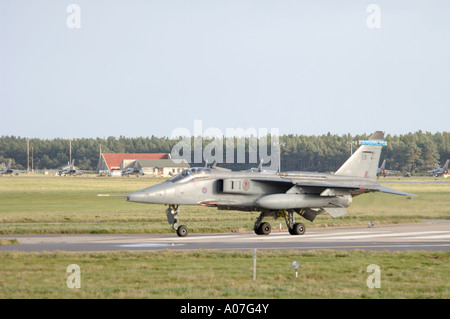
top-left (1, 0), bottom-right (449, 138)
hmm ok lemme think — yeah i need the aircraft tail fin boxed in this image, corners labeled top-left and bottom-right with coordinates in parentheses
top-left (334, 131), bottom-right (385, 180)
top-left (444, 159), bottom-right (449, 170)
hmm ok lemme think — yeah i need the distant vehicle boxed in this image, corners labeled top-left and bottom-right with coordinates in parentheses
top-left (0, 159), bottom-right (20, 176)
top-left (121, 131), bottom-right (416, 237)
top-left (427, 159), bottom-right (449, 177)
top-left (122, 162), bottom-right (144, 177)
top-left (377, 160), bottom-right (400, 177)
top-left (58, 159), bottom-right (85, 176)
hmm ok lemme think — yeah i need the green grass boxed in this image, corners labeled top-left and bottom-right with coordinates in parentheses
top-left (0, 250), bottom-right (448, 298)
top-left (0, 175), bottom-right (449, 234)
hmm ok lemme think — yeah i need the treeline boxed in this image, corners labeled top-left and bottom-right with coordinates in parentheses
top-left (0, 131), bottom-right (449, 174)
top-left (0, 136), bottom-right (175, 171)
top-left (278, 131), bottom-right (449, 174)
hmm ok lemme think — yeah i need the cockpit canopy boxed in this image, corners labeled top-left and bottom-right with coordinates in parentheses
top-left (168, 167), bottom-right (211, 183)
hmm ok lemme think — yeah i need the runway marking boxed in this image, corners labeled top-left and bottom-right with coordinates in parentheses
top-left (411, 234), bottom-right (450, 239)
top-left (142, 231), bottom-right (393, 242)
top-left (117, 243), bottom-right (184, 248)
top-left (314, 231), bottom-right (450, 240)
top-left (239, 231), bottom-right (390, 241)
top-left (146, 234), bottom-right (249, 242)
top-left (252, 243), bottom-right (450, 250)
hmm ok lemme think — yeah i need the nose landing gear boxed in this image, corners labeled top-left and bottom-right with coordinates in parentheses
top-left (176, 225), bottom-right (189, 237)
top-left (166, 205), bottom-right (189, 237)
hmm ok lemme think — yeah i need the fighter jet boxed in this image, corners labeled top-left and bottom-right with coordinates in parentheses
top-left (123, 131), bottom-right (416, 237)
top-left (0, 159), bottom-right (18, 176)
top-left (243, 160), bottom-right (276, 174)
top-left (58, 159), bottom-right (85, 176)
top-left (122, 161), bottom-right (144, 177)
top-left (427, 159), bottom-right (449, 177)
top-left (376, 160), bottom-right (400, 177)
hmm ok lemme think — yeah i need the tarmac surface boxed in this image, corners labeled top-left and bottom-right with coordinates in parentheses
top-left (1, 220), bottom-right (449, 252)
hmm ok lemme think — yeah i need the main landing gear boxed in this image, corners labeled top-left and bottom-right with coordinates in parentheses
top-left (166, 205), bottom-right (189, 237)
top-left (254, 210), bottom-right (306, 236)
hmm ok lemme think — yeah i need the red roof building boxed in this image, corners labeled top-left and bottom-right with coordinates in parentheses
top-left (97, 153), bottom-right (170, 173)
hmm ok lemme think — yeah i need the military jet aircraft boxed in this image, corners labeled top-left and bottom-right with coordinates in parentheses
top-left (427, 159), bottom-right (449, 177)
top-left (0, 159), bottom-right (19, 176)
top-left (122, 162), bottom-right (144, 177)
top-left (58, 159), bottom-right (85, 176)
top-left (376, 160), bottom-right (400, 177)
top-left (123, 131), bottom-right (416, 237)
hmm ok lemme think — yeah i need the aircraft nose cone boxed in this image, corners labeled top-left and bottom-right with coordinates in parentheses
top-left (126, 189), bottom-right (147, 203)
top-left (126, 183), bottom-right (167, 204)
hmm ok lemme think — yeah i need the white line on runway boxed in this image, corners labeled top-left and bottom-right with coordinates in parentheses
top-left (315, 231), bottom-right (450, 240)
top-left (239, 231), bottom-right (390, 241)
top-left (129, 231), bottom-right (382, 242)
top-left (117, 243), bottom-right (185, 248)
top-left (147, 234), bottom-right (249, 242)
top-left (410, 234), bottom-right (450, 239)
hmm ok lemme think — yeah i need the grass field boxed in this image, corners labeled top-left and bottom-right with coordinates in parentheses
top-left (0, 250), bottom-right (448, 298)
top-left (0, 175), bottom-right (449, 234)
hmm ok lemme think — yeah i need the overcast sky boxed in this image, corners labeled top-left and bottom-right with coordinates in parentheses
top-left (1, 0), bottom-right (449, 139)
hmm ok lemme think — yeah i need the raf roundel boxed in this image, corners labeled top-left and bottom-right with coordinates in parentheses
top-left (243, 179), bottom-right (250, 191)
top-left (202, 187), bottom-right (207, 194)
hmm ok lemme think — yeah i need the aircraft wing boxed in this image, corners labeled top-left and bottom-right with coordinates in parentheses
top-left (13, 169), bottom-right (28, 174)
top-left (374, 185), bottom-right (417, 197)
top-left (290, 181), bottom-right (361, 190)
top-left (251, 178), bottom-right (417, 197)
top-left (290, 180), bottom-right (417, 196)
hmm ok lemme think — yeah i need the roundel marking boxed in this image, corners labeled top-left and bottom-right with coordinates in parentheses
top-left (243, 179), bottom-right (250, 191)
top-left (202, 187), bottom-right (207, 194)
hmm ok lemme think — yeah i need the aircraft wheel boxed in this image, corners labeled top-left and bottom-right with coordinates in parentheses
top-left (176, 225), bottom-right (188, 237)
top-left (291, 222), bottom-right (306, 235)
top-left (258, 222), bottom-right (271, 235)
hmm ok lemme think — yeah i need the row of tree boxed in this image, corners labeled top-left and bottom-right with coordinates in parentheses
top-left (0, 131), bottom-right (449, 174)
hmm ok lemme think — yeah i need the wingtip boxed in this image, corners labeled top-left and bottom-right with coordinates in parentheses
top-left (377, 186), bottom-right (418, 197)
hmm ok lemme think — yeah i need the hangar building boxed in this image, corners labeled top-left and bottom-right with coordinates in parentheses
top-left (97, 153), bottom-right (189, 176)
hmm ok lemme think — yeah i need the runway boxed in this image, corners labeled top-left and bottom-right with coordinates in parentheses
top-left (1, 220), bottom-right (449, 252)
top-left (381, 180), bottom-right (450, 184)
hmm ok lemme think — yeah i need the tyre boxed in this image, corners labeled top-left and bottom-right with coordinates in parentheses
top-left (176, 225), bottom-right (189, 237)
top-left (258, 222), bottom-right (271, 235)
top-left (291, 222), bottom-right (305, 235)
